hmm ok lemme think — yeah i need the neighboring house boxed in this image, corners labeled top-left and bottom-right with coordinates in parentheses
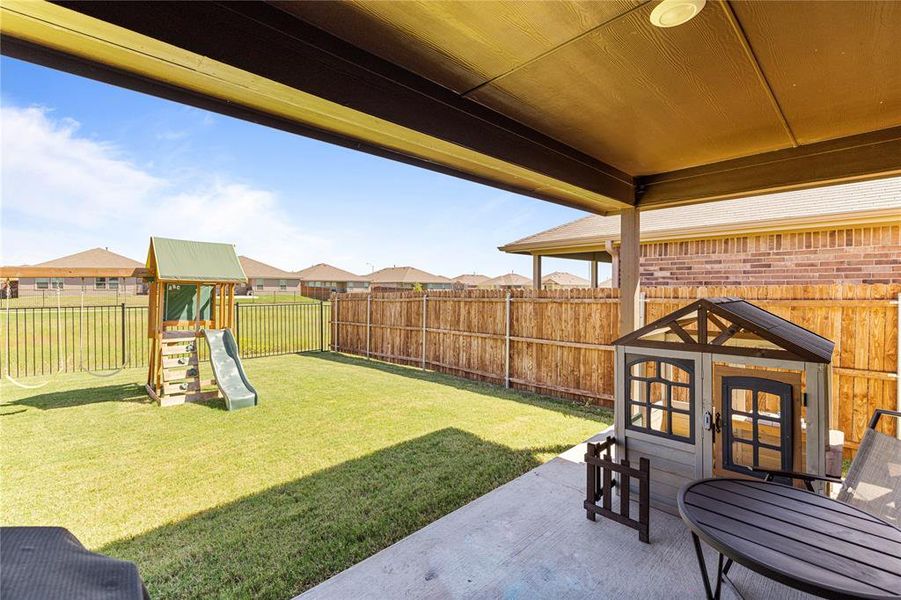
top-left (11, 248), bottom-right (146, 297)
top-left (296, 263), bottom-right (370, 299)
top-left (541, 271), bottom-right (590, 289)
top-left (500, 178), bottom-right (901, 287)
top-left (237, 256), bottom-right (299, 295)
top-left (452, 274), bottom-right (490, 290)
top-left (482, 273), bottom-right (532, 290)
top-left (367, 266), bottom-right (453, 291)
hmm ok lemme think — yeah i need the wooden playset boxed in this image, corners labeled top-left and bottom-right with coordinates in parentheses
top-left (144, 237), bottom-right (252, 408)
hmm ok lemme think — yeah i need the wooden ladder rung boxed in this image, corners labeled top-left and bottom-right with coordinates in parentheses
top-left (162, 356), bottom-right (199, 369)
top-left (163, 379), bottom-right (216, 395)
top-left (163, 367), bottom-right (199, 382)
top-left (161, 331), bottom-right (198, 342)
top-left (161, 391), bottom-right (220, 405)
top-left (161, 343), bottom-right (197, 356)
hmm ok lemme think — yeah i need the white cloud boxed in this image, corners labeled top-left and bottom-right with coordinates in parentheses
top-left (1, 105), bottom-right (328, 270)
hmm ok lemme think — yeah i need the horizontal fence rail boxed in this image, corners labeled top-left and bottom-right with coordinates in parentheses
top-left (2, 301), bottom-right (330, 379)
top-left (331, 284), bottom-right (900, 457)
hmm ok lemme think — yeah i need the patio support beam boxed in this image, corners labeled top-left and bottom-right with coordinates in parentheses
top-left (619, 209), bottom-right (640, 336)
top-left (532, 256), bottom-right (542, 291)
top-left (637, 127), bottom-right (901, 208)
top-left (590, 259), bottom-right (599, 289)
top-left (605, 241), bottom-right (620, 289)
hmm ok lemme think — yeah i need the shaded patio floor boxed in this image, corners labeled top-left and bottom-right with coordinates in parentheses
top-left (298, 432), bottom-right (814, 599)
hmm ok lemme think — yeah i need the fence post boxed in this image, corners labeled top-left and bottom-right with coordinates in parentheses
top-left (638, 291), bottom-right (646, 328)
top-left (504, 292), bottom-right (511, 388)
top-left (319, 300), bottom-right (325, 352)
top-left (421, 294), bottom-right (427, 370)
top-left (332, 296), bottom-right (338, 352)
top-left (120, 302), bottom-right (126, 367)
top-left (366, 294), bottom-right (371, 359)
top-left (235, 302), bottom-right (241, 356)
top-left (4, 297), bottom-right (9, 377)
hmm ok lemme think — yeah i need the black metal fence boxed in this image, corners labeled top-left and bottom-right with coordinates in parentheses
top-left (1, 301), bottom-right (330, 379)
top-left (234, 302), bottom-right (330, 358)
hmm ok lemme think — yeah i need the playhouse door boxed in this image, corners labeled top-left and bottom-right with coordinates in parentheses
top-left (712, 368), bottom-right (802, 480)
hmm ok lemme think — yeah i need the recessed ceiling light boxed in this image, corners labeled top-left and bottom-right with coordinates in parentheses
top-left (650, 0), bottom-right (706, 28)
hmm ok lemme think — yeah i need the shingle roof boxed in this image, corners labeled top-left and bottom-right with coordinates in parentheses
top-left (452, 274), bottom-right (490, 285)
top-left (501, 177), bottom-right (901, 253)
top-left (483, 273), bottom-right (532, 287)
top-left (238, 256), bottom-right (297, 279)
top-left (368, 266), bottom-right (451, 285)
top-left (295, 263), bottom-right (368, 282)
top-left (541, 271), bottom-right (590, 286)
top-left (34, 247), bottom-right (143, 268)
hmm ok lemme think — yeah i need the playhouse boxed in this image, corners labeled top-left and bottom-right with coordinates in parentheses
top-left (144, 237), bottom-right (258, 410)
top-left (612, 298), bottom-right (840, 512)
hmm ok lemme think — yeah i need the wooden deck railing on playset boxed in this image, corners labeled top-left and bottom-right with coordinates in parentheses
top-left (584, 435), bottom-right (650, 543)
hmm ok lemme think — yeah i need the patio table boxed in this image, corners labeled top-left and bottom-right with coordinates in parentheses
top-left (677, 478), bottom-right (901, 600)
top-left (0, 526), bottom-right (149, 600)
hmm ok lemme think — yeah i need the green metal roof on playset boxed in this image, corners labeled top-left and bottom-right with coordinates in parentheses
top-left (146, 237), bottom-right (247, 283)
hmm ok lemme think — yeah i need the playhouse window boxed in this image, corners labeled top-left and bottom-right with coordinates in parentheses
top-left (625, 354), bottom-right (694, 443)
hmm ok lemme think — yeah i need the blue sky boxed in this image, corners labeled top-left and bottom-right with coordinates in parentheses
top-left (1, 56), bottom-right (609, 281)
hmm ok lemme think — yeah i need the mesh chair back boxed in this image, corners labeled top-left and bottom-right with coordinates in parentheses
top-left (836, 425), bottom-right (901, 526)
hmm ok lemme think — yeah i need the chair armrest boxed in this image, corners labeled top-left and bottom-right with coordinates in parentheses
top-left (868, 408), bottom-right (901, 430)
top-left (750, 468), bottom-right (843, 492)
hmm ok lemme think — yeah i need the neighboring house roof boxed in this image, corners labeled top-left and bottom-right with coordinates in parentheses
top-left (483, 273), bottom-right (532, 287)
top-left (452, 274), bottom-right (490, 286)
top-left (239, 256), bottom-right (297, 279)
top-left (541, 271), bottom-right (590, 287)
top-left (34, 247), bottom-right (143, 269)
top-left (500, 177), bottom-right (901, 254)
top-left (147, 237), bottom-right (246, 283)
top-left (295, 263), bottom-right (368, 282)
top-left (368, 266), bottom-right (451, 285)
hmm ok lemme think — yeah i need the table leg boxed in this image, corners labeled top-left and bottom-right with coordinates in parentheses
top-left (691, 532), bottom-right (731, 600)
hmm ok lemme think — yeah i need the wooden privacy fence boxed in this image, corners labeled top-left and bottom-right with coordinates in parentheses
top-left (331, 288), bottom-right (620, 403)
top-left (331, 284), bottom-right (899, 456)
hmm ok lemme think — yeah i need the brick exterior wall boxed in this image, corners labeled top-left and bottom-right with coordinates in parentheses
top-left (639, 224), bottom-right (901, 286)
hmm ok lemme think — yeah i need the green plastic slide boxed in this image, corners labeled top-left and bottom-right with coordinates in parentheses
top-left (202, 329), bottom-right (258, 411)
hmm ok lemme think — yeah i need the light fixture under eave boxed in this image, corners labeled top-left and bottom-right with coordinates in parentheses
top-left (650, 0), bottom-right (706, 28)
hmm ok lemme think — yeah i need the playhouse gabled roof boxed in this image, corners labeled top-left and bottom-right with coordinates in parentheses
top-left (614, 298), bottom-right (834, 363)
top-left (147, 237), bottom-right (247, 283)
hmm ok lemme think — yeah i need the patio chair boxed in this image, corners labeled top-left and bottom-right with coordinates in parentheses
top-left (753, 408), bottom-right (901, 525)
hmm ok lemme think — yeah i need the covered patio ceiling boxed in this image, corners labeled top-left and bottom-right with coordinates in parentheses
top-left (2, 1), bottom-right (899, 215)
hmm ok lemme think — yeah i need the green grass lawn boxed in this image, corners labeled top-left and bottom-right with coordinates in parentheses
top-left (1, 353), bottom-right (610, 599)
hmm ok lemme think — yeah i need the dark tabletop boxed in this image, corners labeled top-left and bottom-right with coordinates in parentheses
top-left (678, 478), bottom-right (901, 600)
top-left (0, 527), bottom-right (148, 600)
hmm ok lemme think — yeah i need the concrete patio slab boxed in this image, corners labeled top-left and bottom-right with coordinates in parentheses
top-left (298, 435), bottom-right (814, 599)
